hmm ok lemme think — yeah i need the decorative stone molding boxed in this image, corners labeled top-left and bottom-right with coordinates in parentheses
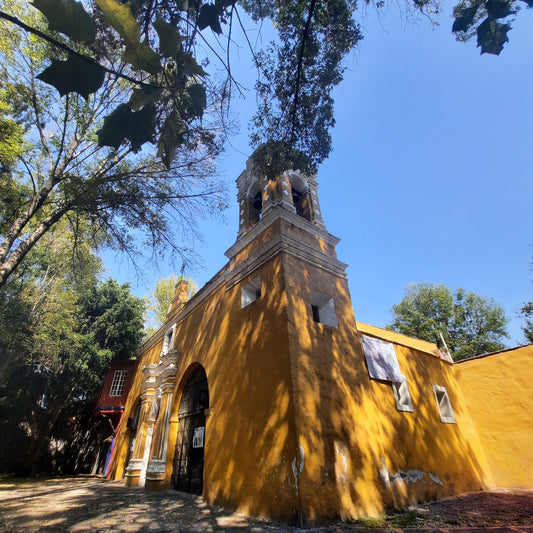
top-left (145, 459), bottom-right (167, 481)
top-left (126, 347), bottom-right (180, 487)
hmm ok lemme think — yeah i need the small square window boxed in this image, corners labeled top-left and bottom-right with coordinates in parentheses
top-left (433, 385), bottom-right (456, 424)
top-left (392, 376), bottom-right (413, 412)
top-left (310, 291), bottom-right (337, 328)
top-left (110, 370), bottom-right (127, 397)
top-left (241, 276), bottom-right (261, 308)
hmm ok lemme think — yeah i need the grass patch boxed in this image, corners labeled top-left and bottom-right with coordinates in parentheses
top-left (357, 514), bottom-right (387, 528)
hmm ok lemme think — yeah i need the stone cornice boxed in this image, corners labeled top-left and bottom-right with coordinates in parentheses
top-left (225, 203), bottom-right (339, 261)
top-left (225, 230), bottom-right (348, 292)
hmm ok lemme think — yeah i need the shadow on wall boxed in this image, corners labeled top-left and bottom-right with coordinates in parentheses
top-left (164, 256), bottom-right (300, 523)
top-left (281, 265), bottom-right (490, 521)
top-left (111, 247), bottom-right (492, 525)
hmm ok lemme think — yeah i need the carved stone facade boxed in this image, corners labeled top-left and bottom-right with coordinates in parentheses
top-left (124, 349), bottom-right (179, 487)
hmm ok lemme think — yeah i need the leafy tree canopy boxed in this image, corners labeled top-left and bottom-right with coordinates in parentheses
top-left (144, 274), bottom-right (197, 335)
top-left (0, 0), bottom-right (528, 175)
top-left (0, 0), bottom-right (529, 288)
top-left (387, 282), bottom-right (509, 361)
top-left (0, 224), bottom-right (145, 472)
top-left (0, 0), bottom-right (225, 290)
top-left (520, 302), bottom-right (533, 343)
top-left (80, 278), bottom-right (146, 361)
top-left (519, 258), bottom-right (533, 344)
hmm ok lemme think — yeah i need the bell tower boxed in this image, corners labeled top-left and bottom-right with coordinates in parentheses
top-left (236, 157), bottom-right (327, 238)
top-left (225, 155), bottom-right (346, 279)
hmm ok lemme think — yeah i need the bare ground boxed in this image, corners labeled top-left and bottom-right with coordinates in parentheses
top-left (0, 476), bottom-right (532, 532)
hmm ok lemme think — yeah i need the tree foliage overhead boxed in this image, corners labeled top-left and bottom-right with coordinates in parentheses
top-left (0, 0), bottom-right (226, 290)
top-left (246, 0), bottom-right (362, 172)
top-left (0, 0), bottom-right (529, 287)
top-left (452, 0), bottom-right (532, 55)
top-left (387, 282), bottom-right (509, 361)
top-left (0, 0), bottom-right (527, 176)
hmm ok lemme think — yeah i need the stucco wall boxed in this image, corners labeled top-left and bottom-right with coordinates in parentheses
top-left (281, 248), bottom-right (492, 522)
top-left (111, 256), bottom-right (301, 522)
top-left (455, 345), bottom-right (533, 489)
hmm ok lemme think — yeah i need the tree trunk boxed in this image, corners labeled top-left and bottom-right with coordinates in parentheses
top-left (26, 385), bottom-right (75, 473)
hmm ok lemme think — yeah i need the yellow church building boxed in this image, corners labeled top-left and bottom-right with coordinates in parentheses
top-left (107, 159), bottom-right (533, 524)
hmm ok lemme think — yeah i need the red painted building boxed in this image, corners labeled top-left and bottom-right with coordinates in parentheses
top-left (94, 360), bottom-right (136, 475)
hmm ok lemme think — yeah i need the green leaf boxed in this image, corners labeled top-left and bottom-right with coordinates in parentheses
top-left (452, 3), bottom-right (479, 33)
top-left (97, 103), bottom-right (157, 151)
top-left (179, 52), bottom-right (207, 76)
top-left (185, 83), bottom-right (206, 117)
top-left (97, 103), bottom-right (131, 149)
top-left (37, 54), bottom-right (105, 99)
top-left (32, 0), bottom-right (96, 41)
top-left (129, 104), bottom-right (157, 151)
top-left (129, 86), bottom-right (162, 111)
top-left (476, 18), bottom-right (510, 54)
top-left (215, 0), bottom-right (234, 14)
top-left (123, 41), bottom-right (162, 74)
top-left (96, 0), bottom-right (140, 44)
top-left (157, 111), bottom-right (187, 169)
top-left (486, 0), bottom-right (515, 19)
top-left (154, 13), bottom-right (183, 57)
top-left (197, 4), bottom-right (222, 34)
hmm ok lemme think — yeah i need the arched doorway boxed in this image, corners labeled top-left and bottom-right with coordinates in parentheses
top-left (172, 365), bottom-right (209, 494)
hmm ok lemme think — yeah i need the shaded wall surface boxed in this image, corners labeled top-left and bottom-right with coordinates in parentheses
top-left (284, 278), bottom-right (493, 523)
top-left (455, 345), bottom-right (533, 489)
top-left (108, 166), bottom-right (530, 524)
top-left (109, 231), bottom-right (499, 522)
top-left (110, 255), bottom-right (301, 522)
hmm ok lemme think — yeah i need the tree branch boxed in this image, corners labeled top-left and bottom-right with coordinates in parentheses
top-left (289, 0), bottom-right (318, 147)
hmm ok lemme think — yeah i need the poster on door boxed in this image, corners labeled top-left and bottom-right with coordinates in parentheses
top-left (192, 427), bottom-right (205, 448)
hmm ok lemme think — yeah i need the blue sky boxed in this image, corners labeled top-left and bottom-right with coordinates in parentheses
top-left (106, 4), bottom-right (533, 345)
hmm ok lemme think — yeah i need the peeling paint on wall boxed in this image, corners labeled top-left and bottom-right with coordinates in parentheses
top-left (379, 457), bottom-right (444, 488)
top-left (335, 442), bottom-right (348, 485)
top-left (291, 445), bottom-right (305, 495)
top-left (429, 472), bottom-right (444, 486)
top-left (391, 469), bottom-right (425, 485)
top-left (379, 457), bottom-right (391, 487)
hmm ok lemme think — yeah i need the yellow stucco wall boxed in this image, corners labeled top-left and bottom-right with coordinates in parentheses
top-left (111, 256), bottom-right (302, 522)
top-left (109, 202), bottom-right (529, 524)
top-left (281, 246), bottom-right (493, 522)
top-left (455, 345), bottom-right (533, 489)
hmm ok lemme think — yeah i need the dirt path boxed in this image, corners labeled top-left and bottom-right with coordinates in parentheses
top-left (0, 477), bottom-right (532, 532)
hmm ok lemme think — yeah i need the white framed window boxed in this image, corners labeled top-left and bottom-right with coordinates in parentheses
top-left (310, 291), bottom-right (338, 328)
top-left (241, 276), bottom-right (261, 308)
top-left (392, 376), bottom-right (413, 412)
top-left (433, 385), bottom-right (456, 424)
top-left (110, 370), bottom-right (128, 397)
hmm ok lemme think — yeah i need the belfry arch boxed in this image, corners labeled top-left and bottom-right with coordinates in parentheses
top-left (247, 180), bottom-right (263, 226)
top-left (287, 171), bottom-right (312, 221)
top-left (236, 162), bottom-right (326, 237)
top-left (171, 365), bottom-right (209, 494)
